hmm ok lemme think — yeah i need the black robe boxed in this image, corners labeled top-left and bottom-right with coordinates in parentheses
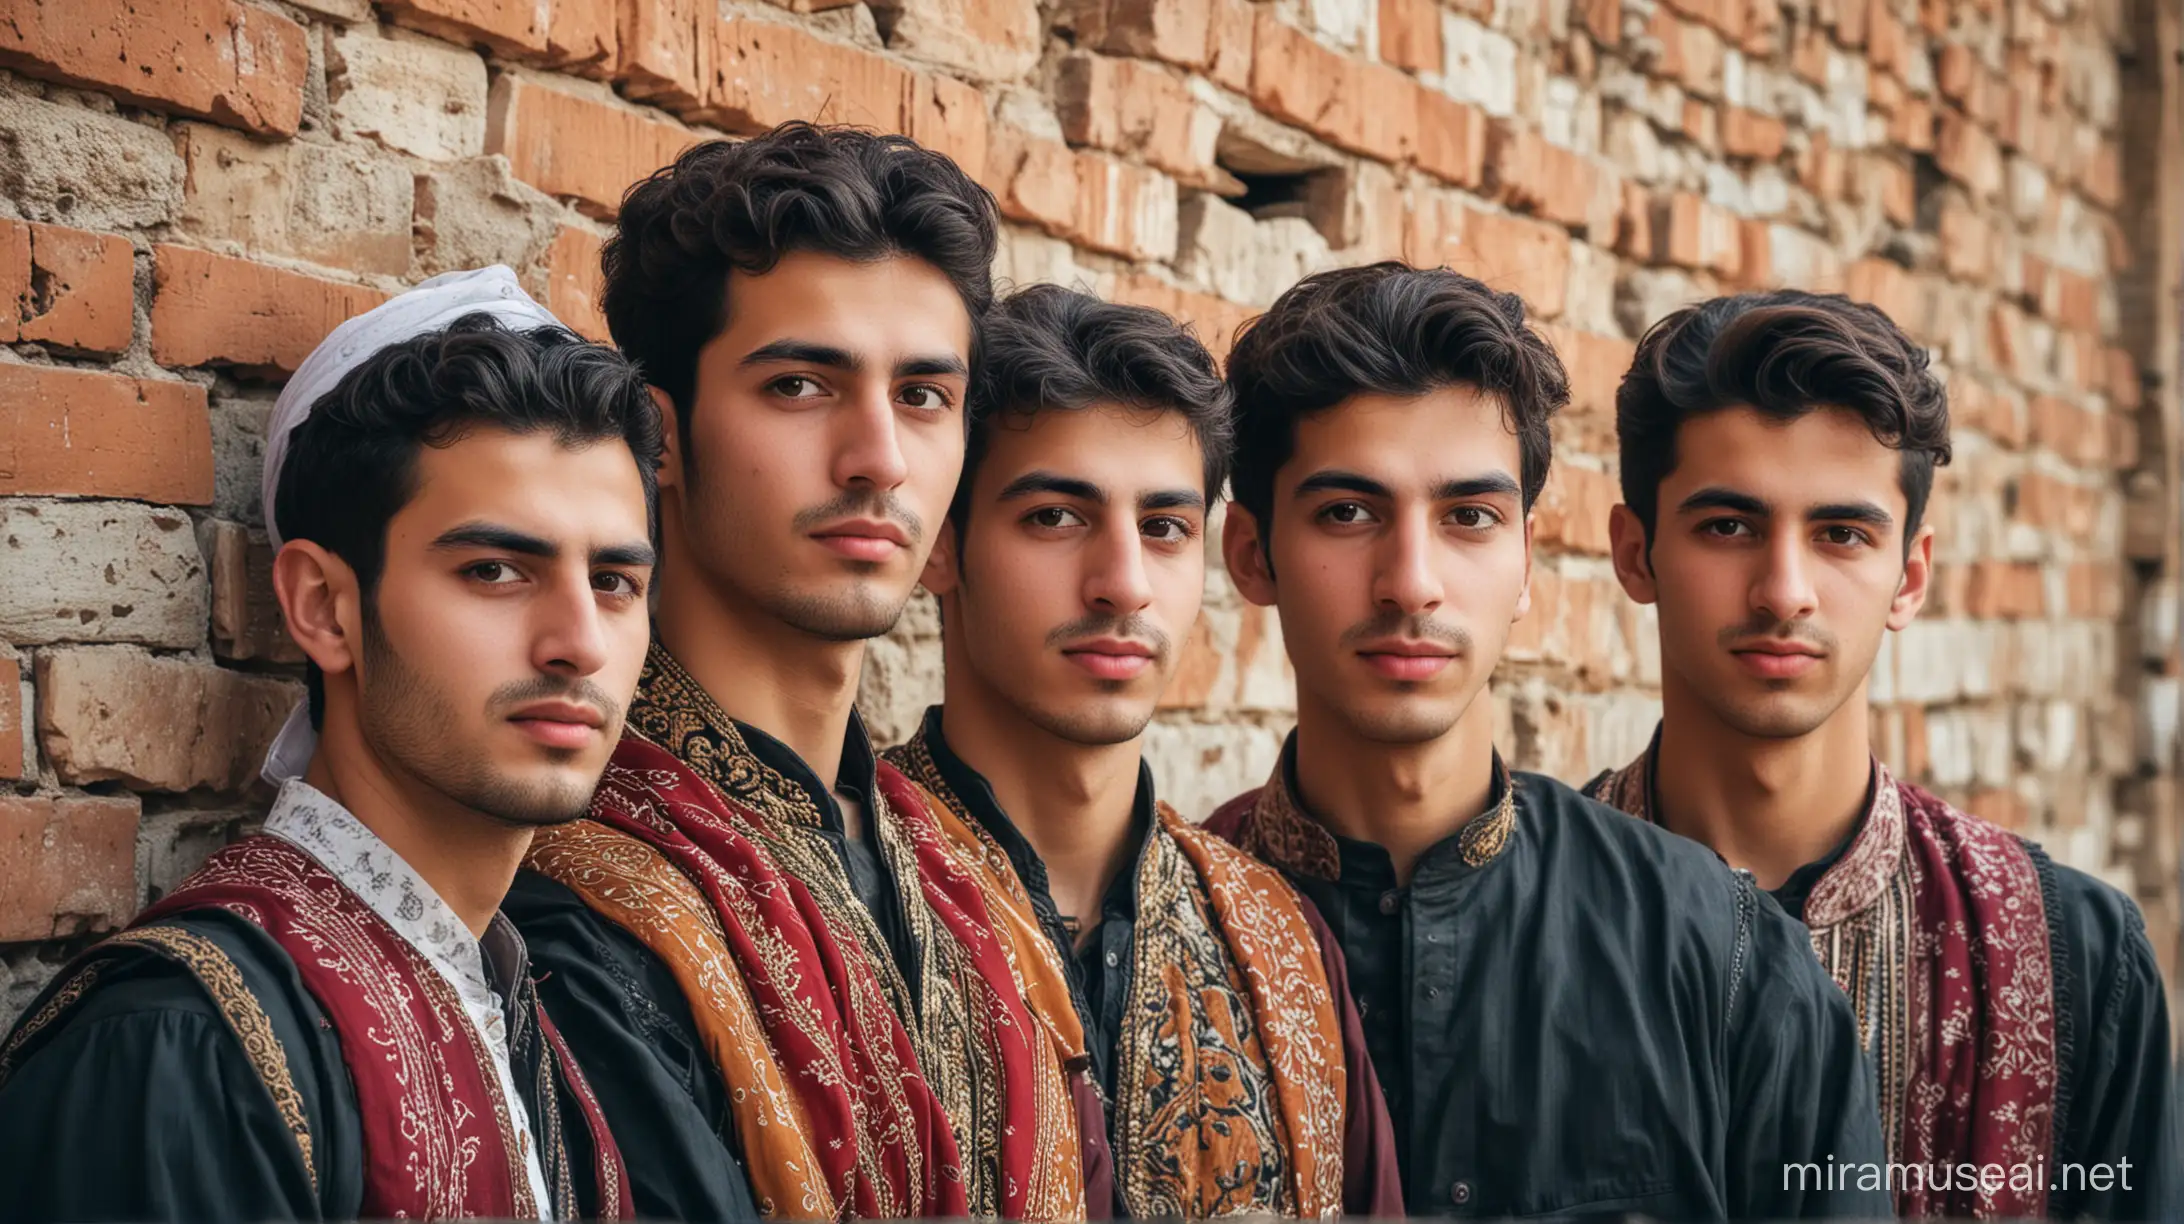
top-left (0, 908), bottom-right (604, 1223)
top-left (1209, 743), bottom-right (1892, 1219)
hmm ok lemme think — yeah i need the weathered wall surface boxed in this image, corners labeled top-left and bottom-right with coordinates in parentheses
top-left (0, 0), bottom-right (2177, 1022)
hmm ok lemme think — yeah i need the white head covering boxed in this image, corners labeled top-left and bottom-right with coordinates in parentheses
top-left (260, 266), bottom-right (569, 785)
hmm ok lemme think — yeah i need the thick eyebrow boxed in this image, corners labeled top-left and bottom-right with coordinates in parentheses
top-left (739, 339), bottom-right (859, 371)
top-left (997, 471), bottom-right (1106, 504)
top-left (430, 523), bottom-right (656, 568)
top-left (1677, 487), bottom-right (1771, 517)
top-left (1140, 488), bottom-right (1207, 513)
top-left (431, 523), bottom-right (557, 558)
top-left (896, 354), bottom-right (969, 379)
top-left (1431, 473), bottom-right (1522, 500)
top-left (1292, 469), bottom-right (1392, 500)
top-left (1807, 501), bottom-right (1896, 527)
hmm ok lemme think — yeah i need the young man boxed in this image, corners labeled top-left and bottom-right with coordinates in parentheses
top-left (882, 284), bottom-right (1401, 1217)
top-left (1204, 262), bottom-right (1891, 1219)
top-left (1587, 290), bottom-right (2174, 1218)
top-left (0, 271), bottom-right (654, 1221)
top-left (506, 123), bottom-right (1100, 1221)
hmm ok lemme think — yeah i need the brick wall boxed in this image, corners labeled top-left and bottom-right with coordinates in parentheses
top-left (0, 0), bottom-right (2178, 1022)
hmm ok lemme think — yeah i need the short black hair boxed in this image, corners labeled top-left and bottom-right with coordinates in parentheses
top-left (1225, 261), bottom-right (1568, 536)
top-left (601, 121), bottom-right (1001, 433)
top-left (274, 313), bottom-right (662, 727)
top-left (955, 284), bottom-right (1233, 529)
top-left (1616, 290), bottom-right (1952, 544)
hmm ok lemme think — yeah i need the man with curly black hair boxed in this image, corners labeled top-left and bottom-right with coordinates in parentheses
top-left (1205, 263), bottom-right (1890, 1220)
top-left (1587, 290), bottom-right (2173, 1219)
top-left (504, 123), bottom-right (1108, 1221)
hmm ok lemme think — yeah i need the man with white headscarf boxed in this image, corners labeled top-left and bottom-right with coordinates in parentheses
top-left (0, 269), bottom-right (670, 1222)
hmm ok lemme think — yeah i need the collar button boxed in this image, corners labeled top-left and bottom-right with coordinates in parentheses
top-left (1378, 890), bottom-right (1400, 915)
top-left (1451, 1179), bottom-right (1473, 1207)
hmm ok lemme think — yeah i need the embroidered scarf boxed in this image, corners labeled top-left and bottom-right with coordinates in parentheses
top-left (524, 645), bottom-right (1087, 1221)
top-left (1588, 743), bottom-right (2059, 1217)
top-left (890, 730), bottom-right (1352, 1219)
top-left (5, 836), bottom-right (632, 1220)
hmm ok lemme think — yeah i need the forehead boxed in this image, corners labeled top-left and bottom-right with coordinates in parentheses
top-left (1665, 406), bottom-right (1906, 510)
top-left (391, 426), bottom-right (649, 544)
top-left (714, 249), bottom-right (972, 359)
top-left (969, 403), bottom-right (1204, 512)
top-left (1284, 387), bottom-right (1519, 483)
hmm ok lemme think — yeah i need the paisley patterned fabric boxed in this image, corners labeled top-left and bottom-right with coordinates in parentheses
top-left (69, 836), bottom-right (630, 1220)
top-left (891, 729), bottom-right (1353, 1219)
top-left (525, 644), bottom-right (1087, 1221)
top-left (1589, 742), bottom-right (2058, 1217)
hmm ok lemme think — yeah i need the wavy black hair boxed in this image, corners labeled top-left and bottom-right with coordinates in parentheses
top-left (1225, 261), bottom-right (1569, 537)
top-left (1616, 290), bottom-right (1952, 545)
top-left (601, 121), bottom-right (1000, 434)
top-left (956, 284), bottom-right (1233, 530)
top-left (274, 313), bottom-right (660, 726)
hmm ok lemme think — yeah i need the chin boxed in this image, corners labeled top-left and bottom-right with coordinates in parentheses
top-left (1714, 697), bottom-right (1839, 741)
top-left (1337, 699), bottom-right (1466, 745)
top-left (1024, 700), bottom-right (1154, 748)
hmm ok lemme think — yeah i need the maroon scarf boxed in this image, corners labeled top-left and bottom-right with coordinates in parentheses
top-left (1589, 749), bottom-right (2058, 1216)
top-left (129, 835), bottom-right (630, 1219)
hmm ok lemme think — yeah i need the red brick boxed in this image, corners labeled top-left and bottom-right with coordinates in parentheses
top-left (906, 73), bottom-right (991, 187)
top-left (1107, 273), bottom-right (1252, 361)
top-left (988, 127), bottom-right (1079, 233)
top-left (1965, 560), bottom-right (2047, 619)
top-left (150, 246), bottom-right (389, 375)
top-left (1416, 90), bottom-right (1491, 189)
top-left (0, 0), bottom-right (307, 138)
top-left (2066, 561), bottom-right (2121, 619)
top-left (1067, 154), bottom-right (1176, 261)
top-left (1074, 0), bottom-right (1214, 66)
top-left (1651, 9), bottom-right (1725, 95)
top-left (383, 0), bottom-right (549, 55)
top-left (0, 651), bottom-right (21, 781)
top-left (1937, 42), bottom-right (1978, 105)
top-left (1866, 0), bottom-right (1905, 80)
top-left (1847, 257), bottom-right (1928, 339)
top-left (2108, 413), bottom-right (2140, 471)
top-left (1249, 14), bottom-right (1344, 143)
top-left (1964, 789), bottom-right (2027, 831)
top-left (1205, 0), bottom-right (1254, 91)
top-left (1888, 95), bottom-right (1935, 152)
top-left (1532, 464), bottom-right (1617, 554)
top-left (1325, 59), bottom-right (1420, 164)
top-left (1380, 0), bottom-right (1443, 72)
top-left (1730, 216), bottom-right (1773, 288)
top-left (1952, 378), bottom-right (2026, 448)
top-left (2017, 470), bottom-right (2099, 538)
top-left (1453, 206), bottom-right (1570, 319)
top-left (1937, 197), bottom-right (1991, 282)
top-left (2051, 269), bottom-right (2100, 333)
top-left (36, 648), bottom-right (300, 794)
top-left (1790, 24), bottom-right (1830, 85)
top-left (1158, 618), bottom-right (1222, 708)
top-left (488, 74), bottom-right (701, 218)
top-left (1721, 106), bottom-right (1786, 160)
top-left (9, 222), bottom-right (136, 355)
top-left (547, 0), bottom-right (620, 75)
top-left (0, 794), bottom-right (141, 941)
top-left (617, 0), bottom-right (705, 107)
top-left (1490, 123), bottom-right (1603, 231)
top-left (1826, 0), bottom-right (1867, 45)
top-left (545, 225), bottom-right (609, 343)
top-left (202, 520), bottom-right (306, 665)
top-left (1058, 54), bottom-right (1210, 185)
top-left (1869, 155), bottom-right (1915, 227)
top-left (1681, 99), bottom-right (1720, 153)
top-left (2106, 346), bottom-right (2142, 411)
top-left (2083, 140), bottom-right (2121, 210)
top-left (699, 18), bottom-right (909, 137)
top-left (0, 364), bottom-right (213, 504)
top-left (1611, 179), bottom-right (1651, 258)
top-left (1936, 110), bottom-right (2003, 200)
top-left (1581, 0), bottom-right (1620, 44)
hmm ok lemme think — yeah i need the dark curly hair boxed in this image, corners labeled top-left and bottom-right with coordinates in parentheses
top-left (1616, 290), bottom-right (1952, 545)
top-left (274, 312), bottom-right (662, 727)
top-left (956, 284), bottom-right (1233, 531)
top-left (1225, 261), bottom-right (1569, 537)
top-left (601, 121), bottom-right (1000, 434)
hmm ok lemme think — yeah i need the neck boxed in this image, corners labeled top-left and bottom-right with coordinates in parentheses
top-left (937, 687), bottom-right (1142, 934)
top-left (1290, 692), bottom-right (1498, 886)
top-left (1651, 674), bottom-right (1873, 890)
top-left (653, 555), bottom-right (864, 789)
top-left (303, 715), bottom-right (530, 939)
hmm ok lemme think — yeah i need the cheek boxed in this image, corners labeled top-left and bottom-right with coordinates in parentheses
top-left (902, 423), bottom-right (966, 514)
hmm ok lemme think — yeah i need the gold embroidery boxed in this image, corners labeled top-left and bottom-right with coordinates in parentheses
top-left (1243, 736), bottom-right (1517, 880)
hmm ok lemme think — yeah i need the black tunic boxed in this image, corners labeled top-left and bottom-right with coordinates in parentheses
top-left (909, 704), bottom-right (1152, 1100)
top-left (1227, 747), bottom-right (1892, 1219)
top-left (504, 712), bottom-right (896, 1223)
top-left (0, 907), bottom-right (593, 1223)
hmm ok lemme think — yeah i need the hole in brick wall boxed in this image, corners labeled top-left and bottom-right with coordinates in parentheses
top-left (1226, 167), bottom-right (1320, 221)
top-left (1912, 153), bottom-right (1947, 231)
